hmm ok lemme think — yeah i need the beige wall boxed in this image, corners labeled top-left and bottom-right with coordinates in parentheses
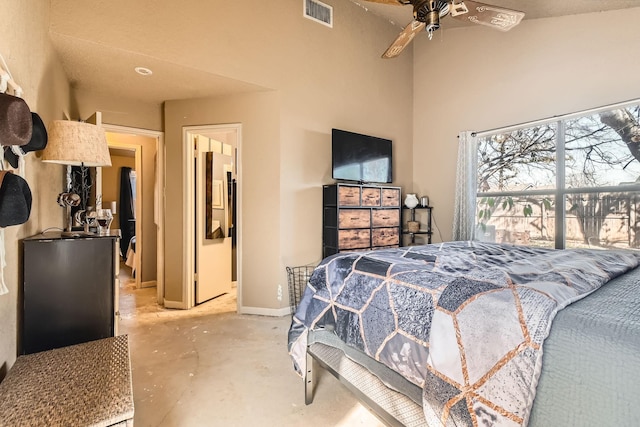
top-left (75, 89), bottom-right (163, 132)
top-left (78, 0), bottom-right (414, 311)
top-left (412, 8), bottom-right (640, 242)
top-left (164, 91), bottom-right (281, 307)
top-left (274, 1), bottom-right (414, 309)
top-left (0, 1), bottom-right (72, 372)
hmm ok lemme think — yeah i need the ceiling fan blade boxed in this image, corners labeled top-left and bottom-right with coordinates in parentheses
top-left (382, 20), bottom-right (426, 59)
top-left (363, 0), bottom-right (411, 5)
top-left (450, 0), bottom-right (524, 32)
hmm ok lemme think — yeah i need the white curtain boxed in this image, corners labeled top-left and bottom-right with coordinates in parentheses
top-left (452, 131), bottom-right (478, 241)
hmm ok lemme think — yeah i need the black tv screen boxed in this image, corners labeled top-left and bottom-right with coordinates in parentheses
top-left (332, 129), bottom-right (392, 183)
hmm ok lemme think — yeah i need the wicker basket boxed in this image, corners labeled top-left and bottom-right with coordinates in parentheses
top-left (407, 221), bottom-right (420, 233)
top-left (286, 265), bottom-right (316, 318)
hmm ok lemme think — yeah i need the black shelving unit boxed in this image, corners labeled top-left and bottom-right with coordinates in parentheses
top-left (402, 206), bottom-right (433, 246)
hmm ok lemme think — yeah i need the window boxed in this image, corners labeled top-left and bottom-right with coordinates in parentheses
top-left (474, 102), bottom-right (640, 250)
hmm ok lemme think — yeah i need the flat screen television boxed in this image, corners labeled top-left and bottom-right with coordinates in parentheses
top-left (332, 129), bottom-right (392, 184)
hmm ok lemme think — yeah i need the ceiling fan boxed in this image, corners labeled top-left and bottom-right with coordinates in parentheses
top-left (366, 0), bottom-right (525, 58)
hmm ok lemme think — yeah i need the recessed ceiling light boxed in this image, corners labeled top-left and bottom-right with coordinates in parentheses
top-left (134, 67), bottom-right (153, 76)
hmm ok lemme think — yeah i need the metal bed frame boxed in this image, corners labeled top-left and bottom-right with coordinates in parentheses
top-left (305, 341), bottom-right (428, 427)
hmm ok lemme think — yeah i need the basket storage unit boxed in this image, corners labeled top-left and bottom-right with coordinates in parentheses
top-left (286, 265), bottom-right (315, 317)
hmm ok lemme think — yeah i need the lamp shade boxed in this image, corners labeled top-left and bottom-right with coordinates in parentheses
top-left (42, 120), bottom-right (112, 167)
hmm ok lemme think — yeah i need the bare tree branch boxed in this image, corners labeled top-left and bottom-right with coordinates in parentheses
top-left (599, 109), bottom-right (640, 163)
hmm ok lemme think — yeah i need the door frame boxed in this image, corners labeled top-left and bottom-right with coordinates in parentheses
top-left (102, 142), bottom-right (142, 290)
top-left (183, 124), bottom-right (242, 310)
top-left (99, 124), bottom-right (165, 304)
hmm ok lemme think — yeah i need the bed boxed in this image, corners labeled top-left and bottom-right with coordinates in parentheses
top-left (288, 241), bottom-right (640, 426)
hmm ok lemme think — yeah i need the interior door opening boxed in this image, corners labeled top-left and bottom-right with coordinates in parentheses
top-left (183, 124), bottom-right (242, 311)
top-left (193, 135), bottom-right (234, 304)
top-left (99, 124), bottom-right (165, 306)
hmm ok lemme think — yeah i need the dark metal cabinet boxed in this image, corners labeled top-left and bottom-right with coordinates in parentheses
top-left (22, 233), bottom-right (118, 355)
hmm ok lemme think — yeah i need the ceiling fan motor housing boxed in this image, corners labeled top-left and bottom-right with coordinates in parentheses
top-left (414, 0), bottom-right (451, 31)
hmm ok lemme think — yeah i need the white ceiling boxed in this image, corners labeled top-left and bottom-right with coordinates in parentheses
top-left (49, 31), bottom-right (268, 105)
top-left (48, 0), bottom-right (640, 105)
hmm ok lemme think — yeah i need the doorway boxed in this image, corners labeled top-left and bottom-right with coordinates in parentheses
top-left (103, 144), bottom-right (140, 290)
top-left (183, 124), bottom-right (242, 310)
top-left (98, 124), bottom-right (165, 305)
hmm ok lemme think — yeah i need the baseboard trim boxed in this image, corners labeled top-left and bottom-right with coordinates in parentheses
top-left (163, 299), bottom-right (187, 310)
top-left (141, 280), bottom-right (156, 288)
top-left (240, 305), bottom-right (291, 317)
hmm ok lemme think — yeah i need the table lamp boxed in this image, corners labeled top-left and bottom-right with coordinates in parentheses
top-left (42, 120), bottom-right (112, 236)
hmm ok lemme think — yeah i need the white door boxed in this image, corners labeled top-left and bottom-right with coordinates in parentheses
top-left (195, 135), bottom-right (233, 304)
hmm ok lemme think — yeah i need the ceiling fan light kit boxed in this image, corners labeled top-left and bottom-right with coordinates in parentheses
top-left (373, 0), bottom-right (525, 59)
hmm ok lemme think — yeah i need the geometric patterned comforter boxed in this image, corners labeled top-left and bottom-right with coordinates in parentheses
top-left (288, 241), bottom-right (640, 426)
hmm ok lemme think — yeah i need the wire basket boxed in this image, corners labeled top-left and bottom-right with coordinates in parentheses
top-left (286, 265), bottom-right (316, 318)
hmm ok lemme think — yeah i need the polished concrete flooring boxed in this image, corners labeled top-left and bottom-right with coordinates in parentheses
top-left (117, 265), bottom-right (385, 426)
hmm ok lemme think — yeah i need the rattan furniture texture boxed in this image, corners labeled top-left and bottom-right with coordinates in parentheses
top-left (0, 335), bottom-right (134, 426)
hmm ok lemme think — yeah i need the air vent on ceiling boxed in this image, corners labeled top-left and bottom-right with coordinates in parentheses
top-left (304, 0), bottom-right (333, 28)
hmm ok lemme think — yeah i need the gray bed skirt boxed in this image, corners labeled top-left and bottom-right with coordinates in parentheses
top-left (306, 265), bottom-right (640, 426)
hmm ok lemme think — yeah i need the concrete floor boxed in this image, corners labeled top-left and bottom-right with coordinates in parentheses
top-left (117, 266), bottom-right (385, 426)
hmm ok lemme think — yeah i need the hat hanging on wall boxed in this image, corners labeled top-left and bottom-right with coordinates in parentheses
top-left (0, 92), bottom-right (32, 147)
top-left (0, 170), bottom-right (32, 227)
top-left (3, 112), bottom-right (48, 168)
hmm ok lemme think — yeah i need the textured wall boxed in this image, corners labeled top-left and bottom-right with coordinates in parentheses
top-left (0, 1), bottom-right (71, 373)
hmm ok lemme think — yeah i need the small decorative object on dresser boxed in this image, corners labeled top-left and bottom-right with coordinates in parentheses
top-left (404, 193), bottom-right (419, 209)
top-left (420, 195), bottom-right (429, 207)
top-left (96, 208), bottom-right (113, 235)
